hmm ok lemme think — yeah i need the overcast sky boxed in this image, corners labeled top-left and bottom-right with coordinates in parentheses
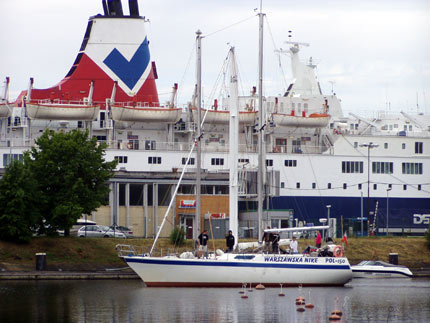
top-left (1, 0), bottom-right (429, 116)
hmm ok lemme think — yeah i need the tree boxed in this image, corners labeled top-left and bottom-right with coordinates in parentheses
top-left (0, 160), bottom-right (41, 243)
top-left (27, 129), bottom-right (117, 236)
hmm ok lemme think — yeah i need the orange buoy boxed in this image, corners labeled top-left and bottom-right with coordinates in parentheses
top-left (279, 292), bottom-right (285, 296)
top-left (305, 303), bottom-right (314, 308)
top-left (331, 310), bottom-right (342, 316)
top-left (296, 297), bottom-right (305, 301)
top-left (295, 300), bottom-right (305, 305)
top-left (241, 294), bottom-right (248, 299)
top-left (255, 284), bottom-right (265, 290)
top-left (239, 290), bottom-right (244, 294)
top-left (329, 314), bottom-right (341, 321)
top-left (296, 307), bottom-right (306, 312)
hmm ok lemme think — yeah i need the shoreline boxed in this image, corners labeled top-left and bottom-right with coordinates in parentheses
top-left (1, 268), bottom-right (429, 280)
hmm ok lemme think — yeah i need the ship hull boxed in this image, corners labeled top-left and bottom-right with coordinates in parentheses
top-left (124, 254), bottom-right (352, 287)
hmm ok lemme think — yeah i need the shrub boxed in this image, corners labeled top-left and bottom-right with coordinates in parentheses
top-left (170, 226), bottom-right (185, 246)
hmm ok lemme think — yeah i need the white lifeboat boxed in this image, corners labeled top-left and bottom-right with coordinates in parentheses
top-left (111, 104), bottom-right (182, 123)
top-left (0, 102), bottom-right (11, 118)
top-left (273, 112), bottom-right (330, 128)
top-left (26, 100), bottom-right (99, 121)
top-left (192, 108), bottom-right (257, 125)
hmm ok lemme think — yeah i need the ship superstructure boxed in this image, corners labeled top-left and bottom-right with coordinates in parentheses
top-left (1, 0), bottom-right (429, 239)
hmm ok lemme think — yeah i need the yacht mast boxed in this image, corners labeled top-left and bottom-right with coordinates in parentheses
top-left (229, 47), bottom-right (239, 245)
top-left (195, 30), bottom-right (203, 240)
top-left (257, 9), bottom-right (265, 241)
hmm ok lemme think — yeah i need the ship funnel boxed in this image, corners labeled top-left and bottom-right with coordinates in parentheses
top-left (105, 0), bottom-right (124, 16)
top-left (128, 0), bottom-right (140, 16)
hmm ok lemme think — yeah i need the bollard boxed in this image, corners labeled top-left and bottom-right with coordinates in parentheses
top-left (35, 253), bottom-right (46, 271)
top-left (389, 253), bottom-right (398, 265)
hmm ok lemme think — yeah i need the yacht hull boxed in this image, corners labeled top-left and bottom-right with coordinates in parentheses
top-left (124, 254), bottom-right (352, 287)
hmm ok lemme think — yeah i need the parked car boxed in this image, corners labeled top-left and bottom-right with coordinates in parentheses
top-left (58, 219), bottom-right (97, 236)
top-left (109, 225), bottom-right (134, 238)
top-left (77, 225), bottom-right (126, 238)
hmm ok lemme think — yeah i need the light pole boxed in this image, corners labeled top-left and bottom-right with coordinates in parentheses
top-left (386, 188), bottom-right (391, 236)
top-left (360, 191), bottom-right (364, 237)
top-left (359, 142), bottom-right (379, 227)
top-left (326, 205), bottom-right (331, 238)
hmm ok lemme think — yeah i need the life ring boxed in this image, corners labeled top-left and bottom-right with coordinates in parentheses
top-left (333, 245), bottom-right (344, 257)
top-left (127, 143), bottom-right (133, 149)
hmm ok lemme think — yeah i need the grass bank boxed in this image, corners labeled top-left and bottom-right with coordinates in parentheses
top-left (0, 236), bottom-right (429, 271)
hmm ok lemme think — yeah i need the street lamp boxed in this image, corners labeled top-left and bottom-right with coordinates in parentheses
top-left (386, 188), bottom-right (392, 236)
top-left (359, 142), bottom-right (379, 228)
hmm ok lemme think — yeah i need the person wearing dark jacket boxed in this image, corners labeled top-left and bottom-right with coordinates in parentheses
top-left (226, 230), bottom-right (235, 253)
top-left (198, 230), bottom-right (209, 258)
top-left (271, 231), bottom-right (280, 253)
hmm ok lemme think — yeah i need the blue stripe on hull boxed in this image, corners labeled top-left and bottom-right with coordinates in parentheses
top-left (125, 257), bottom-right (350, 270)
top-left (240, 196), bottom-right (430, 229)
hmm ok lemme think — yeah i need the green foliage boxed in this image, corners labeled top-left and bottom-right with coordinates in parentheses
top-left (0, 129), bottom-right (117, 241)
top-left (170, 226), bottom-right (186, 246)
top-left (0, 161), bottom-right (41, 243)
top-left (26, 129), bottom-right (117, 236)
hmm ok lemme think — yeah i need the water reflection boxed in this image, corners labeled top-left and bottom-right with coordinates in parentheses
top-left (0, 278), bottom-right (429, 322)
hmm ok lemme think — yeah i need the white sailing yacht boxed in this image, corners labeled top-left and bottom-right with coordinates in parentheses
top-left (117, 11), bottom-right (352, 287)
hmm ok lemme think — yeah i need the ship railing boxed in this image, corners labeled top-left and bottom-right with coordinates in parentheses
top-left (115, 244), bottom-right (146, 257)
top-left (107, 140), bottom-right (327, 154)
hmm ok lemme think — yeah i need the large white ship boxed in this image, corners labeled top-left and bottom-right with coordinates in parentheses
top-left (1, 0), bottom-right (429, 239)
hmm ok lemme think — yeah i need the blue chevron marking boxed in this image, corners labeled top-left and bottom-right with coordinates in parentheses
top-left (103, 37), bottom-right (150, 90)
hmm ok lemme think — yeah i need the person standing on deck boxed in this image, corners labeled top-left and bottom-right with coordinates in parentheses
top-left (262, 226), bottom-right (273, 252)
top-left (271, 231), bottom-right (280, 253)
top-left (198, 230), bottom-right (209, 258)
top-left (290, 236), bottom-right (298, 254)
top-left (225, 230), bottom-right (235, 253)
top-left (315, 231), bottom-right (322, 248)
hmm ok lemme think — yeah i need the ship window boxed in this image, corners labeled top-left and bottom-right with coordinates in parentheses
top-left (343, 183), bottom-right (347, 189)
top-left (354, 142), bottom-right (358, 148)
top-left (284, 160), bottom-right (297, 167)
top-left (388, 184), bottom-right (392, 189)
top-left (342, 161), bottom-right (363, 173)
top-left (281, 182), bottom-right (285, 188)
top-left (296, 183), bottom-right (300, 189)
top-left (114, 156), bottom-right (128, 164)
top-left (404, 125), bottom-right (407, 131)
top-left (415, 142), bottom-right (423, 154)
top-left (402, 143), bottom-right (406, 149)
top-left (145, 140), bottom-right (156, 150)
top-left (402, 162), bottom-right (422, 174)
top-left (403, 184), bottom-right (407, 191)
top-left (409, 125), bottom-right (412, 131)
top-left (328, 183), bottom-right (332, 189)
top-left (312, 183), bottom-right (316, 189)
top-left (266, 159), bottom-right (273, 167)
top-left (384, 143), bottom-right (388, 149)
top-left (373, 184), bottom-right (377, 190)
top-left (2, 153), bottom-right (23, 167)
top-left (211, 158), bottom-right (224, 166)
top-left (372, 162), bottom-right (393, 174)
top-left (358, 184), bottom-right (362, 190)
top-left (418, 184), bottom-right (421, 191)
top-left (234, 255), bottom-right (255, 260)
top-left (182, 157), bottom-right (195, 165)
top-left (148, 156), bottom-right (162, 164)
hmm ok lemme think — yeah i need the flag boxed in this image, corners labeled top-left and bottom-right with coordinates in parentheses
top-left (341, 232), bottom-right (348, 246)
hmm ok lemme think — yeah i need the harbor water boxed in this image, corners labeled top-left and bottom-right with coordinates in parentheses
top-left (1, 278), bottom-right (429, 322)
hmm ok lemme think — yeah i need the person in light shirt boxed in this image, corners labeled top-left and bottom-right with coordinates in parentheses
top-left (290, 236), bottom-right (298, 254)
